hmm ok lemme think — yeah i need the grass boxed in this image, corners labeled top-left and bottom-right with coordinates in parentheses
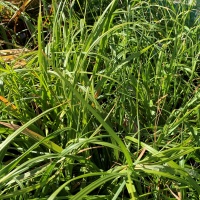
top-left (0, 0), bottom-right (200, 199)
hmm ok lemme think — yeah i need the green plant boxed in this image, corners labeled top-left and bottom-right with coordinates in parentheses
top-left (0, 0), bottom-right (200, 199)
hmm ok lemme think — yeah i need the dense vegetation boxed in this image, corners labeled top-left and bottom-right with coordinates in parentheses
top-left (0, 0), bottom-right (200, 199)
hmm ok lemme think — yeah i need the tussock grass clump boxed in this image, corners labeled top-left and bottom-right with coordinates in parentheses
top-left (0, 0), bottom-right (200, 199)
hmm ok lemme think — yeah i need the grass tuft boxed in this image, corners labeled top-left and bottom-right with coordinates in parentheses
top-left (0, 0), bottom-right (200, 199)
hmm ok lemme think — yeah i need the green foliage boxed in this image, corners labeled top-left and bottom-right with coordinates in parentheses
top-left (0, 0), bottom-right (200, 199)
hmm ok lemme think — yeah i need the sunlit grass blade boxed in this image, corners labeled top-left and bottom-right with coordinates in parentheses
top-left (0, 103), bottom-right (65, 152)
top-left (0, 122), bottom-right (63, 153)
